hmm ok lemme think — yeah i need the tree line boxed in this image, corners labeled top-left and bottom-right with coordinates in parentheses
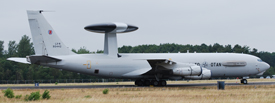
top-left (0, 35), bottom-right (274, 80)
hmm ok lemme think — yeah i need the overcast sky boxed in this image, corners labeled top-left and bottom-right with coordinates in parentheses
top-left (1, 0), bottom-right (275, 52)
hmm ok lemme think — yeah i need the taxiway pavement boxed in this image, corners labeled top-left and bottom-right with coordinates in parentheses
top-left (0, 82), bottom-right (274, 89)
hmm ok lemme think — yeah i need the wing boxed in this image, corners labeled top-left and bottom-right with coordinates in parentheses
top-left (147, 59), bottom-right (176, 68)
top-left (142, 59), bottom-right (179, 76)
top-left (144, 59), bottom-right (200, 76)
top-left (121, 59), bottom-right (176, 78)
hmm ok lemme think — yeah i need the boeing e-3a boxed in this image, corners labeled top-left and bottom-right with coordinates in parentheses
top-left (7, 10), bottom-right (270, 86)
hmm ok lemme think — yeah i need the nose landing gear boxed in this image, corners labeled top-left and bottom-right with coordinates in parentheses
top-left (240, 79), bottom-right (248, 84)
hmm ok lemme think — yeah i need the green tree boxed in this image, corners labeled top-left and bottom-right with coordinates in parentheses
top-left (71, 48), bottom-right (77, 53)
top-left (0, 41), bottom-right (4, 57)
top-left (119, 45), bottom-right (132, 53)
top-left (250, 48), bottom-right (259, 57)
top-left (211, 43), bottom-right (224, 52)
top-left (263, 66), bottom-right (275, 75)
top-left (200, 43), bottom-right (209, 52)
top-left (75, 46), bottom-right (90, 54)
top-left (17, 35), bottom-right (34, 57)
top-left (8, 41), bottom-right (17, 57)
top-left (224, 44), bottom-right (232, 52)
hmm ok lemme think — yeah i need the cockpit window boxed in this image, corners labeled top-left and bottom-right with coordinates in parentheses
top-left (257, 59), bottom-right (263, 62)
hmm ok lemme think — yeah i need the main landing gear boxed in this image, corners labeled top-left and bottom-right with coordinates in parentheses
top-left (240, 79), bottom-right (248, 84)
top-left (135, 80), bottom-right (167, 86)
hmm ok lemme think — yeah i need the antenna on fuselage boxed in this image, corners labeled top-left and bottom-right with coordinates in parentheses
top-left (84, 22), bottom-right (138, 57)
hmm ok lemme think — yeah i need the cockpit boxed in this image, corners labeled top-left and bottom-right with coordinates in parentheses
top-left (257, 59), bottom-right (263, 62)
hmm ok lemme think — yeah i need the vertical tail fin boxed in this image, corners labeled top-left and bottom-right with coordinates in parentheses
top-left (27, 10), bottom-right (74, 56)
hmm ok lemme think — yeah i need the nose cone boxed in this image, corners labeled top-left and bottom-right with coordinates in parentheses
top-left (263, 62), bottom-right (270, 70)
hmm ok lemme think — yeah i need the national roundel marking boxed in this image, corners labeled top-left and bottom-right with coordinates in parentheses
top-left (48, 30), bottom-right (52, 35)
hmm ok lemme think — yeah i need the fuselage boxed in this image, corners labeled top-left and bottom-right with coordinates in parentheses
top-left (42, 53), bottom-right (270, 79)
top-left (22, 10), bottom-right (270, 81)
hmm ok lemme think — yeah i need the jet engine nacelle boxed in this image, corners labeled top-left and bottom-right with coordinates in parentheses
top-left (184, 68), bottom-right (211, 80)
top-left (172, 65), bottom-right (202, 76)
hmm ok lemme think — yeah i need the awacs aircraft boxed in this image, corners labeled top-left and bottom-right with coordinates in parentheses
top-left (8, 10), bottom-right (270, 86)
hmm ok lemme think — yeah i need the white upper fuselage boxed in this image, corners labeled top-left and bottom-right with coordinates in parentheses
top-left (43, 53), bottom-right (270, 79)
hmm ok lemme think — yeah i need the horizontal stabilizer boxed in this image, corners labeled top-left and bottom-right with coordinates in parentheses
top-left (28, 55), bottom-right (61, 64)
top-left (7, 55), bottom-right (62, 64)
top-left (122, 68), bottom-right (151, 77)
top-left (7, 58), bottom-right (30, 64)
